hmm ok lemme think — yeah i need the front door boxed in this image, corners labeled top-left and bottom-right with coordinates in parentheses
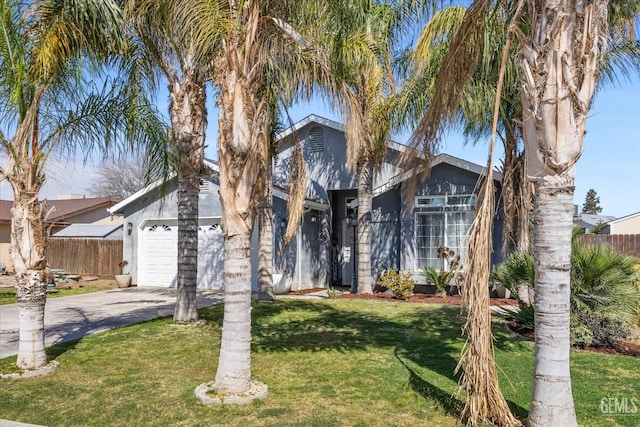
top-left (341, 219), bottom-right (356, 287)
top-left (341, 197), bottom-right (358, 289)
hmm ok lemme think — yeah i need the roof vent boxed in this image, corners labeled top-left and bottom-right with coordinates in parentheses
top-left (308, 126), bottom-right (324, 152)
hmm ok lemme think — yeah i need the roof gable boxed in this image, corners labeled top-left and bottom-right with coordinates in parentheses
top-left (607, 211), bottom-right (639, 224)
top-left (109, 159), bottom-right (219, 214)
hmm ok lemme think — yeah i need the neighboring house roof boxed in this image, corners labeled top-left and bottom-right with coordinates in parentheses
top-left (51, 223), bottom-right (123, 239)
top-left (573, 213), bottom-right (616, 231)
top-left (607, 211), bottom-right (640, 225)
top-left (109, 159), bottom-right (219, 215)
top-left (0, 197), bottom-right (117, 225)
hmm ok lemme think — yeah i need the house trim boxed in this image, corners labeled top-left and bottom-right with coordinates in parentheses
top-left (607, 211), bottom-right (639, 225)
top-left (109, 159), bottom-right (219, 215)
top-left (372, 153), bottom-right (502, 197)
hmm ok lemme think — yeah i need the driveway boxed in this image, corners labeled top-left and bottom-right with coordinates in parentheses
top-left (0, 287), bottom-right (223, 359)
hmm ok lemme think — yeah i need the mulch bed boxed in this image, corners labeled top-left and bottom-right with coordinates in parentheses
top-left (504, 318), bottom-right (640, 358)
top-left (285, 288), bottom-right (640, 358)
top-left (335, 290), bottom-right (517, 306)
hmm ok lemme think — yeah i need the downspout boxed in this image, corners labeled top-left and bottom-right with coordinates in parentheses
top-left (296, 227), bottom-right (302, 291)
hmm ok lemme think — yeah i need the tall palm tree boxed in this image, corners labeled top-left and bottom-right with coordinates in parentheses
top-left (330, 1), bottom-right (429, 294)
top-left (397, 3), bottom-right (533, 257)
top-left (183, 0), bottom-right (363, 398)
top-left (329, 2), bottom-right (395, 295)
top-left (0, 0), bottom-right (167, 370)
top-left (123, 0), bottom-right (215, 322)
top-left (407, 0), bottom-right (638, 424)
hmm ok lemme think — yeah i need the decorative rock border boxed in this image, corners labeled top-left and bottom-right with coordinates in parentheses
top-left (195, 380), bottom-right (268, 405)
top-left (0, 361), bottom-right (59, 379)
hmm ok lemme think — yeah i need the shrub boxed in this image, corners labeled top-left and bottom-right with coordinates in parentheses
top-left (379, 270), bottom-right (415, 300)
top-left (490, 249), bottom-right (534, 305)
top-left (422, 247), bottom-right (461, 296)
top-left (502, 304), bottom-right (535, 332)
top-left (571, 311), bottom-right (636, 347)
top-left (492, 238), bottom-right (640, 347)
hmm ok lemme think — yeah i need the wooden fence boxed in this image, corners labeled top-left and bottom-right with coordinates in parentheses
top-left (46, 239), bottom-right (123, 276)
top-left (580, 234), bottom-right (640, 258)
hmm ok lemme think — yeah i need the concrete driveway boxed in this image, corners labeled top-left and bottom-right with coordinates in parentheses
top-left (0, 287), bottom-right (223, 359)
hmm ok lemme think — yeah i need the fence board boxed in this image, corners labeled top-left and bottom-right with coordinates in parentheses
top-left (46, 239), bottom-right (123, 276)
top-left (580, 234), bottom-right (640, 258)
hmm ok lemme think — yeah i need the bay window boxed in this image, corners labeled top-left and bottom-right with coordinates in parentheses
top-left (415, 195), bottom-right (476, 269)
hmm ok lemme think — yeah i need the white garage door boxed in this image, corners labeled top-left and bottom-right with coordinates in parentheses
top-left (140, 220), bottom-right (223, 289)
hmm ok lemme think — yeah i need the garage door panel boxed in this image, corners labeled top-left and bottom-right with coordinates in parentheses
top-left (140, 220), bottom-right (223, 289)
top-left (197, 224), bottom-right (223, 289)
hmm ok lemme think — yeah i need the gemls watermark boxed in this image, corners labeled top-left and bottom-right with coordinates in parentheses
top-left (600, 396), bottom-right (638, 416)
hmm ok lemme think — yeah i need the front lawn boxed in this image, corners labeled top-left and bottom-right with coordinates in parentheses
top-left (0, 281), bottom-right (116, 305)
top-left (1, 299), bottom-right (638, 426)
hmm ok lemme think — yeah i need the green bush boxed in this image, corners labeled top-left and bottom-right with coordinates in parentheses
top-left (422, 247), bottom-right (461, 296)
top-left (379, 270), bottom-right (415, 300)
top-left (490, 249), bottom-right (534, 305)
top-left (502, 304), bottom-right (535, 331)
top-left (572, 311), bottom-right (636, 347)
top-left (491, 238), bottom-right (640, 347)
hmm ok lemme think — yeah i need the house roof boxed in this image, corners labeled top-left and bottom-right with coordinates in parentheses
top-left (108, 159), bottom-right (219, 215)
top-left (275, 114), bottom-right (345, 141)
top-left (606, 211), bottom-right (640, 224)
top-left (0, 197), bottom-right (118, 224)
top-left (573, 213), bottom-right (617, 232)
top-left (110, 115), bottom-right (504, 212)
top-left (372, 153), bottom-right (502, 197)
top-left (51, 223), bottom-right (123, 239)
top-left (276, 115), bottom-right (502, 198)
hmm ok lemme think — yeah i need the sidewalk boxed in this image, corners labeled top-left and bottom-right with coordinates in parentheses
top-left (0, 287), bottom-right (223, 359)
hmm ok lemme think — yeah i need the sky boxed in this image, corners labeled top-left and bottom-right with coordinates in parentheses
top-left (2, 75), bottom-right (638, 219)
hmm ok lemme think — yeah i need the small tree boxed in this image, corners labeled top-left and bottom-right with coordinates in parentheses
top-left (581, 189), bottom-right (603, 214)
top-left (85, 155), bottom-right (149, 200)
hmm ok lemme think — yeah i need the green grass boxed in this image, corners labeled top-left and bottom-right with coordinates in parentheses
top-left (0, 286), bottom-right (111, 305)
top-left (1, 299), bottom-right (638, 426)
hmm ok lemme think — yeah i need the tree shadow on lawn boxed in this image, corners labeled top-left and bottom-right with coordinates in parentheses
top-left (200, 300), bottom-right (528, 420)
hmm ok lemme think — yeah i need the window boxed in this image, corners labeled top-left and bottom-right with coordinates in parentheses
top-left (415, 195), bottom-right (476, 269)
top-left (199, 179), bottom-right (209, 193)
top-left (308, 126), bottom-right (324, 152)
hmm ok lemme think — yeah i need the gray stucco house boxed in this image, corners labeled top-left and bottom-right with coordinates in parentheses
top-left (109, 114), bottom-right (502, 292)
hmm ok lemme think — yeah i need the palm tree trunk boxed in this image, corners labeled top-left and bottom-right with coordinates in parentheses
top-left (520, 1), bottom-right (606, 422)
top-left (174, 176), bottom-right (200, 321)
top-left (214, 233), bottom-right (253, 393)
top-left (213, 42), bottom-right (263, 394)
top-left (11, 194), bottom-right (48, 370)
top-left (257, 164), bottom-right (275, 301)
top-left (169, 76), bottom-right (207, 323)
top-left (356, 163), bottom-right (373, 294)
top-left (528, 176), bottom-right (577, 426)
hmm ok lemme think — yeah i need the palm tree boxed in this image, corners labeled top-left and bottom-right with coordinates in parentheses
top-left (0, 0), bottom-right (167, 370)
top-left (397, 4), bottom-right (534, 305)
top-left (406, 0), bottom-right (638, 424)
top-left (329, 2), bottom-right (395, 295)
top-left (330, 1), bottom-right (427, 294)
top-left (182, 0), bottom-right (363, 398)
top-left (123, 0), bottom-right (214, 322)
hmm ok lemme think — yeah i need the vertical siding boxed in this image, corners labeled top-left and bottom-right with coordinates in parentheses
top-left (46, 239), bottom-right (123, 276)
